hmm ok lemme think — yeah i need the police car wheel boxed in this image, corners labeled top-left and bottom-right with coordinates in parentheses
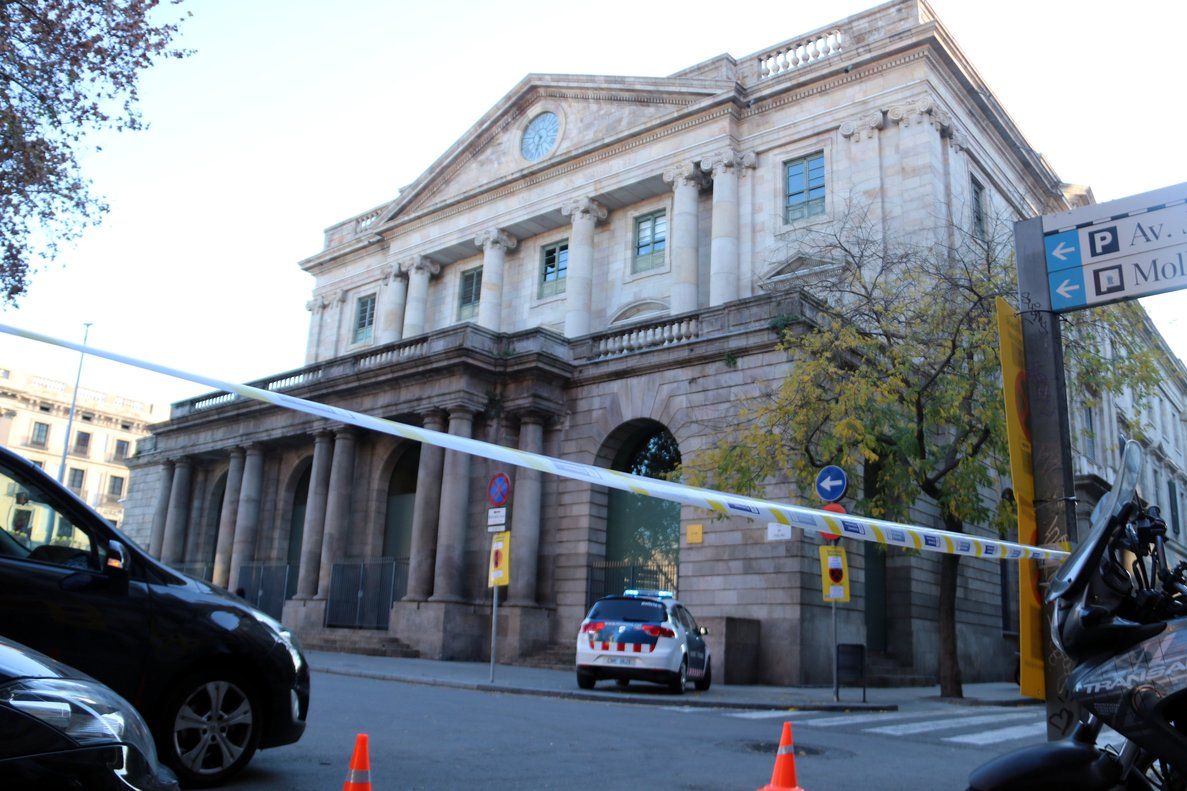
top-left (577, 670), bottom-right (596, 689)
top-left (669, 659), bottom-right (687, 694)
top-left (694, 658), bottom-right (712, 691)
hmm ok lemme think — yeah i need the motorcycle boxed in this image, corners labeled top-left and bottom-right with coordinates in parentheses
top-left (969, 440), bottom-right (1187, 790)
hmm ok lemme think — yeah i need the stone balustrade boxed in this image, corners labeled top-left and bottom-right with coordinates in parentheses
top-left (323, 204), bottom-right (388, 248)
top-left (586, 317), bottom-right (700, 360)
top-left (757, 29), bottom-right (845, 80)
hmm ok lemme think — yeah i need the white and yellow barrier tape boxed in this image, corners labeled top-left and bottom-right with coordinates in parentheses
top-left (0, 323), bottom-right (1069, 562)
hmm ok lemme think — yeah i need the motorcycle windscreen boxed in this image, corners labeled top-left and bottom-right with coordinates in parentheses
top-left (1047, 440), bottom-right (1143, 602)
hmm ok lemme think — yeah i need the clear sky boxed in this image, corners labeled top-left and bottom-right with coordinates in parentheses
top-left (2, 0), bottom-right (1185, 412)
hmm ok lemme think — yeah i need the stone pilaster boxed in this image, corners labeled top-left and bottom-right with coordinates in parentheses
top-left (316, 428), bottom-right (357, 598)
top-left (304, 296), bottom-right (328, 364)
top-left (295, 431), bottom-right (333, 598)
top-left (405, 410), bottom-right (447, 601)
top-left (508, 414), bottom-right (545, 605)
top-left (400, 256), bottom-right (440, 338)
top-left (228, 445), bottom-right (264, 593)
top-left (560, 197), bottom-right (607, 337)
top-left (378, 261), bottom-right (408, 344)
top-left (160, 458), bottom-right (192, 565)
top-left (473, 229), bottom-right (517, 332)
top-left (148, 460), bottom-right (174, 559)
top-left (212, 448), bottom-right (245, 588)
top-left (702, 149), bottom-right (756, 306)
top-left (662, 162), bottom-right (703, 314)
top-left (429, 407), bottom-right (474, 603)
top-left (183, 465), bottom-right (207, 563)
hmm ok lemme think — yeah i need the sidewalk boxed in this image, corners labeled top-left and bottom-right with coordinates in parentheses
top-left (308, 650), bottom-right (1040, 712)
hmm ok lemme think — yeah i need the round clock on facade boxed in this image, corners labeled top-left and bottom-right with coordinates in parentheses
top-left (521, 111), bottom-right (559, 161)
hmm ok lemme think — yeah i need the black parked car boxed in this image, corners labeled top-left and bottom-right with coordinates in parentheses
top-left (0, 447), bottom-right (309, 787)
top-left (0, 634), bottom-right (178, 790)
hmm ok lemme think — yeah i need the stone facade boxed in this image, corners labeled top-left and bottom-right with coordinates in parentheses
top-left (123, 0), bottom-right (1187, 684)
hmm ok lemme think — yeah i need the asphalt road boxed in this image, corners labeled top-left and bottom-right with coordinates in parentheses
top-left (222, 671), bottom-right (1048, 790)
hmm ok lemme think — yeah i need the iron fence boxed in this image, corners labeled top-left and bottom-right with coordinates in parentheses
top-left (239, 563), bottom-right (294, 620)
top-left (325, 558), bottom-right (408, 630)
top-left (586, 559), bottom-right (678, 608)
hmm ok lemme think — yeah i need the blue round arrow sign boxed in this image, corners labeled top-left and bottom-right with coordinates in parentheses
top-left (815, 465), bottom-right (848, 503)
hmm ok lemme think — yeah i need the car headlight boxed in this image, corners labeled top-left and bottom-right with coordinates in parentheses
top-left (0, 677), bottom-right (159, 765)
top-left (255, 611), bottom-right (304, 671)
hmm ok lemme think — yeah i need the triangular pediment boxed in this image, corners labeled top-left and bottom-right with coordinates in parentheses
top-left (379, 74), bottom-right (731, 224)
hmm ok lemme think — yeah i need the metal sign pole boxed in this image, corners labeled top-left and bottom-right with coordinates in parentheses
top-left (832, 599), bottom-right (839, 702)
top-left (490, 583), bottom-right (499, 684)
top-left (1015, 216), bottom-right (1079, 739)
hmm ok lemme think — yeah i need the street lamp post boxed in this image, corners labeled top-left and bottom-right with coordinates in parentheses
top-left (57, 322), bottom-right (93, 486)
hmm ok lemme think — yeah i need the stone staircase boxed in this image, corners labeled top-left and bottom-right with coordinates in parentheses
top-left (864, 650), bottom-right (935, 687)
top-left (299, 630), bottom-right (420, 658)
top-left (517, 642), bottom-right (575, 671)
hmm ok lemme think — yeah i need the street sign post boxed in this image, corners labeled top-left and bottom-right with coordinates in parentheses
top-left (488, 530), bottom-right (510, 683)
top-left (1041, 182), bottom-right (1187, 313)
top-left (820, 542), bottom-right (850, 703)
top-left (815, 466), bottom-right (848, 502)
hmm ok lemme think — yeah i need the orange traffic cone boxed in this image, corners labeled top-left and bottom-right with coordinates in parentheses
top-left (758, 722), bottom-right (805, 791)
top-left (342, 733), bottom-right (372, 791)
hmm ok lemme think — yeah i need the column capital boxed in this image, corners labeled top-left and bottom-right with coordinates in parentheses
top-left (305, 295), bottom-right (329, 313)
top-left (701, 148), bottom-right (757, 177)
top-left (421, 408), bottom-right (449, 431)
top-left (474, 228), bottom-right (518, 252)
top-left (312, 428), bottom-right (335, 441)
top-left (380, 263), bottom-right (406, 285)
top-left (332, 426), bottom-right (357, 440)
top-left (560, 197), bottom-right (607, 222)
top-left (887, 96), bottom-right (951, 133)
top-left (840, 110), bottom-right (885, 141)
top-left (662, 161), bottom-right (705, 190)
top-left (399, 255), bottom-right (440, 278)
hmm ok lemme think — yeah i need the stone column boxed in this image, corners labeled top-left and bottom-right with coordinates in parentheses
top-left (508, 414), bottom-right (545, 606)
top-left (405, 411), bottom-right (447, 600)
top-left (183, 465), bottom-right (208, 564)
top-left (400, 256), bottom-right (440, 338)
top-left (702, 149), bottom-right (756, 306)
top-left (316, 428), bottom-right (357, 598)
top-left (473, 229), bottom-right (517, 332)
top-left (378, 263), bottom-right (408, 344)
top-left (148, 461), bottom-right (174, 559)
top-left (304, 296), bottom-right (327, 364)
top-left (560, 197), bottom-right (607, 337)
top-left (212, 448), bottom-right (245, 588)
top-left (662, 162), bottom-right (703, 314)
top-left (429, 408), bottom-right (474, 603)
top-left (228, 445), bottom-right (264, 593)
top-left (160, 458), bottom-right (192, 565)
top-left (296, 431), bottom-right (334, 598)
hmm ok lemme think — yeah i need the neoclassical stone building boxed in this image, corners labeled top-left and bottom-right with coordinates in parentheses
top-left (123, 0), bottom-right (1182, 684)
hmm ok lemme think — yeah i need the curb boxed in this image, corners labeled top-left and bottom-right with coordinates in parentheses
top-left (931, 695), bottom-right (1043, 708)
top-left (310, 663), bottom-right (897, 712)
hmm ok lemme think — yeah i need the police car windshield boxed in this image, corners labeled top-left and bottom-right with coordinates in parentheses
top-left (589, 598), bottom-right (667, 623)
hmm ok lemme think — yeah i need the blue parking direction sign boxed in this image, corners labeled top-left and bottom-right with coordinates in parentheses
top-left (815, 465), bottom-right (848, 502)
top-left (1040, 181), bottom-right (1187, 313)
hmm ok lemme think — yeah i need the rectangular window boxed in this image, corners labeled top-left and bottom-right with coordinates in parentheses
top-left (458, 267), bottom-right (482, 321)
top-left (108, 476), bottom-right (125, 497)
top-left (1169, 480), bottom-right (1181, 535)
top-left (539, 241), bottom-right (569, 298)
top-left (113, 439), bottom-right (130, 461)
top-left (972, 177), bottom-right (987, 241)
top-left (67, 468), bottom-right (85, 492)
top-left (352, 294), bottom-right (376, 345)
top-left (633, 210), bottom-right (667, 273)
top-left (30, 422), bottom-right (49, 448)
top-left (784, 152), bottom-right (826, 222)
top-left (73, 431), bottom-right (91, 456)
top-left (1082, 406), bottom-right (1096, 461)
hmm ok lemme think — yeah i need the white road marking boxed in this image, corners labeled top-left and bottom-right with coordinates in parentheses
top-left (866, 711), bottom-right (1036, 736)
top-left (725, 709), bottom-right (834, 720)
top-left (801, 709), bottom-right (965, 728)
top-left (945, 721), bottom-right (1048, 745)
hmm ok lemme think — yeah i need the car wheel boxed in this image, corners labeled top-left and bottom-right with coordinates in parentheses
top-left (577, 670), bottom-right (596, 690)
top-left (616, 678), bottom-right (630, 689)
top-left (158, 673), bottom-right (261, 788)
top-left (694, 658), bottom-right (712, 691)
top-left (669, 659), bottom-right (687, 694)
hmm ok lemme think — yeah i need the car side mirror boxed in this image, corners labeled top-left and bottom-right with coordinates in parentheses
top-left (698, 626), bottom-right (709, 636)
top-left (105, 540), bottom-right (129, 578)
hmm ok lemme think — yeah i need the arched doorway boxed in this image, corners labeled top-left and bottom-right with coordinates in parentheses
top-left (287, 465), bottom-right (311, 595)
top-left (383, 445), bottom-right (419, 599)
top-left (602, 423), bottom-right (681, 598)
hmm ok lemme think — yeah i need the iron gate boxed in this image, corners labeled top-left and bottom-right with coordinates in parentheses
top-left (173, 562), bottom-right (214, 582)
top-left (238, 563), bottom-right (293, 620)
top-left (325, 558), bottom-right (407, 629)
top-left (586, 559), bottom-right (678, 608)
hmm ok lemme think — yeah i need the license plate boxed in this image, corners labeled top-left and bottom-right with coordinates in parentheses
top-left (606, 656), bottom-right (634, 666)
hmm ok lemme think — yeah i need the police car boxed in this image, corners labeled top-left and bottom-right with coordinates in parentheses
top-left (575, 589), bottom-right (711, 694)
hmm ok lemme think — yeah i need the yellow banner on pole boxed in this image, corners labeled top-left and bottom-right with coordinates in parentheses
top-left (488, 531), bottom-right (510, 587)
top-left (819, 545), bottom-right (850, 603)
top-left (996, 297), bottom-right (1045, 700)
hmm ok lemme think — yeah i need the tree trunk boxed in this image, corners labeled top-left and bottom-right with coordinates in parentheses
top-left (938, 514), bottom-right (964, 698)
